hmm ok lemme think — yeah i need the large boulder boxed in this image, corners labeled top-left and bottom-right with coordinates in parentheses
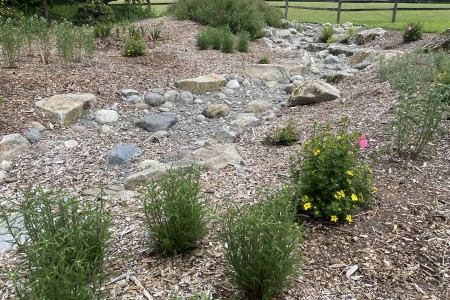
top-left (175, 73), bottom-right (226, 94)
top-left (350, 49), bottom-right (403, 65)
top-left (287, 80), bottom-right (340, 106)
top-left (244, 64), bottom-right (291, 84)
top-left (424, 28), bottom-right (450, 51)
top-left (354, 28), bottom-right (386, 45)
top-left (136, 112), bottom-right (178, 132)
top-left (0, 134), bottom-right (31, 161)
top-left (35, 93), bottom-right (96, 126)
top-left (124, 160), bottom-right (171, 190)
top-left (178, 143), bottom-right (243, 170)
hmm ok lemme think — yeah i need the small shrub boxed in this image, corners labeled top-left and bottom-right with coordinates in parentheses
top-left (196, 28), bottom-right (211, 50)
top-left (122, 36), bottom-right (146, 57)
top-left (220, 27), bottom-right (234, 53)
top-left (74, 0), bottom-right (115, 26)
top-left (403, 21), bottom-right (423, 42)
top-left (236, 31), bottom-right (250, 53)
top-left (318, 25), bottom-right (335, 43)
top-left (110, 3), bottom-right (155, 22)
top-left (290, 119), bottom-right (373, 223)
top-left (0, 20), bottom-right (23, 68)
top-left (259, 55), bottom-right (270, 64)
top-left (56, 22), bottom-right (95, 63)
top-left (93, 23), bottom-right (113, 39)
top-left (1, 188), bottom-right (111, 299)
top-left (141, 166), bottom-right (208, 256)
top-left (220, 188), bottom-right (303, 299)
top-left (34, 16), bottom-right (52, 64)
top-left (19, 16), bottom-right (40, 55)
top-left (263, 121), bottom-right (299, 146)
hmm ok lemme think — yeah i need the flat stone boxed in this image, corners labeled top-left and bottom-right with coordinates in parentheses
top-left (202, 104), bottom-right (229, 118)
top-left (353, 60), bottom-right (372, 70)
top-left (136, 112), bottom-right (178, 132)
top-left (24, 127), bottom-right (42, 143)
top-left (245, 100), bottom-right (273, 114)
top-left (37, 143), bottom-right (51, 153)
top-left (322, 72), bottom-right (354, 84)
top-left (232, 113), bottom-right (260, 127)
top-left (121, 89), bottom-right (139, 97)
top-left (144, 92), bottom-right (165, 106)
top-left (0, 134), bottom-right (31, 161)
top-left (288, 80), bottom-right (340, 106)
top-left (126, 95), bottom-right (143, 103)
top-left (108, 143), bottom-right (141, 166)
top-left (175, 73), bottom-right (226, 94)
top-left (178, 143), bottom-right (243, 170)
top-left (71, 125), bottom-right (87, 133)
top-left (35, 93), bottom-right (96, 126)
top-left (94, 109), bottom-right (119, 123)
top-left (124, 161), bottom-right (172, 190)
top-left (244, 64), bottom-right (291, 84)
top-left (324, 55), bottom-right (339, 64)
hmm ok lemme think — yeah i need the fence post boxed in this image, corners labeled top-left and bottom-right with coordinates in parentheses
top-left (285, 0), bottom-right (289, 20)
top-left (337, 0), bottom-right (342, 24)
top-left (392, 0), bottom-right (399, 23)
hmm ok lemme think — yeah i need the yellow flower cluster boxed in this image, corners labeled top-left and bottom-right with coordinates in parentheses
top-left (312, 149), bottom-right (320, 156)
top-left (334, 190), bottom-right (345, 200)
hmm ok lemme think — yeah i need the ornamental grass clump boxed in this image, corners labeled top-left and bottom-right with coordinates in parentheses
top-left (318, 25), bottom-right (335, 43)
top-left (220, 188), bottom-right (303, 299)
top-left (403, 21), bottom-right (423, 42)
top-left (290, 120), bottom-right (373, 224)
top-left (0, 20), bottom-right (23, 68)
top-left (142, 166), bottom-right (208, 256)
top-left (1, 188), bottom-right (111, 299)
top-left (236, 31), bottom-right (250, 53)
top-left (262, 121), bottom-right (299, 146)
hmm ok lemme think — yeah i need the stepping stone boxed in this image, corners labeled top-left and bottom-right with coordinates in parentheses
top-left (175, 73), bottom-right (226, 94)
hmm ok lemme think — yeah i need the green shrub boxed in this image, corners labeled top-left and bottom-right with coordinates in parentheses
top-left (0, 20), bottom-right (23, 68)
top-left (19, 16), bottom-right (40, 55)
top-left (93, 23), bottom-right (113, 39)
top-left (318, 25), bottom-right (335, 43)
top-left (141, 166), bottom-right (208, 256)
top-left (259, 55), bottom-right (270, 64)
top-left (220, 188), bottom-right (303, 299)
top-left (1, 188), bottom-right (111, 299)
top-left (0, 5), bottom-right (24, 22)
top-left (56, 22), bottom-right (95, 63)
top-left (236, 31), bottom-right (250, 53)
top-left (110, 3), bottom-right (155, 22)
top-left (290, 120), bottom-right (373, 223)
top-left (122, 36), bottom-right (146, 57)
top-left (403, 21), bottom-right (423, 42)
top-left (220, 27), bottom-right (234, 53)
top-left (73, 0), bottom-right (115, 26)
top-left (196, 28), bottom-right (212, 50)
top-left (168, 0), bottom-right (279, 39)
top-left (263, 121), bottom-right (299, 146)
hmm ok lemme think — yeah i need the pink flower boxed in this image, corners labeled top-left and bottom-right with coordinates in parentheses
top-left (148, 34), bottom-right (154, 41)
top-left (357, 133), bottom-right (368, 148)
top-left (407, 26), bottom-right (412, 31)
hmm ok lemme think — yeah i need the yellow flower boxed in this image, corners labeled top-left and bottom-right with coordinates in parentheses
top-left (347, 178), bottom-right (352, 185)
top-left (301, 195), bottom-right (309, 203)
top-left (303, 202), bottom-right (311, 211)
top-left (351, 193), bottom-right (358, 201)
top-left (338, 135), bottom-right (343, 140)
top-left (334, 190), bottom-right (345, 200)
top-left (346, 215), bottom-right (352, 223)
top-left (346, 170), bottom-right (354, 176)
top-left (331, 215), bottom-right (338, 222)
top-left (313, 149), bottom-right (320, 156)
top-left (372, 186), bottom-right (378, 191)
top-left (366, 167), bottom-right (372, 174)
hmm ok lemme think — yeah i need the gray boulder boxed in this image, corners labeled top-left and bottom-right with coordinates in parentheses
top-left (164, 90), bottom-right (179, 102)
top-left (179, 143), bottom-right (243, 170)
top-left (108, 143), bottom-right (141, 166)
top-left (245, 100), bottom-right (272, 114)
top-left (94, 109), bottom-right (119, 123)
top-left (244, 64), bottom-right (291, 84)
top-left (287, 80), bottom-right (340, 106)
top-left (202, 104), bottom-right (230, 118)
top-left (354, 28), bottom-right (386, 45)
top-left (0, 134), bottom-right (31, 161)
top-left (144, 92), bottom-right (165, 106)
top-left (136, 112), bottom-right (178, 132)
top-left (24, 127), bottom-right (42, 143)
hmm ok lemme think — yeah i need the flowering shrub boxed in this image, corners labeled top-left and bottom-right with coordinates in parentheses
top-left (122, 36), bottom-right (146, 57)
top-left (290, 120), bottom-right (374, 223)
top-left (403, 21), bottom-right (423, 42)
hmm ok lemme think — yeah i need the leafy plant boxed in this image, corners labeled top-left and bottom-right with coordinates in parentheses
top-left (259, 55), bottom-right (270, 64)
top-left (220, 188), bottom-right (303, 300)
top-left (74, 0), bottom-right (115, 26)
top-left (403, 21), bottom-right (423, 42)
top-left (1, 188), bottom-right (111, 300)
top-left (149, 25), bottom-right (162, 40)
top-left (318, 25), bottom-right (335, 43)
top-left (141, 166), bottom-right (208, 256)
top-left (263, 121), bottom-right (299, 146)
top-left (236, 31), bottom-right (250, 53)
top-left (0, 19), bottom-right (23, 68)
top-left (290, 119), bottom-right (373, 223)
top-left (196, 28), bottom-right (211, 50)
top-left (122, 36), bottom-right (145, 57)
top-left (220, 27), bottom-right (234, 53)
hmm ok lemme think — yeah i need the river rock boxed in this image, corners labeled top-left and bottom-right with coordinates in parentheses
top-left (144, 92), bottom-right (165, 106)
top-left (136, 112), bottom-right (178, 132)
top-left (244, 64), bottom-right (291, 84)
top-left (287, 80), bottom-right (340, 106)
top-left (0, 134), bottom-right (31, 161)
top-left (175, 73), bottom-right (226, 94)
top-left (108, 143), bottom-right (141, 166)
top-left (24, 127), bottom-right (42, 143)
top-left (94, 109), bottom-right (119, 123)
top-left (202, 104), bottom-right (230, 118)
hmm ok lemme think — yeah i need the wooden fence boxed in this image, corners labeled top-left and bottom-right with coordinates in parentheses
top-left (273, 0), bottom-right (450, 24)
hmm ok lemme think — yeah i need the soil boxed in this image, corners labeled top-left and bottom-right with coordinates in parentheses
top-left (0, 17), bottom-right (449, 299)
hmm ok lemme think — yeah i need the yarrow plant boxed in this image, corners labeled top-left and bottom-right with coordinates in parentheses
top-left (403, 21), bottom-right (423, 42)
top-left (290, 119), bottom-right (374, 223)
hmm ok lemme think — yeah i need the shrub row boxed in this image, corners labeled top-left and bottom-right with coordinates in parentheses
top-left (196, 26), bottom-right (250, 53)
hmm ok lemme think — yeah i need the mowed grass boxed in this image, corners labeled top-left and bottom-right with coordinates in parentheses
top-left (50, 1), bottom-right (449, 33)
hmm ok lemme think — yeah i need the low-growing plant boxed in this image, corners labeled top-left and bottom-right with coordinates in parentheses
top-left (318, 25), bottom-right (335, 43)
top-left (1, 188), bottom-right (111, 299)
top-left (141, 166), bottom-right (208, 256)
top-left (93, 23), bottom-right (113, 39)
top-left (262, 121), bottom-right (299, 146)
top-left (122, 35), bottom-right (146, 57)
top-left (290, 119), bottom-right (373, 223)
top-left (259, 55), bottom-right (270, 64)
top-left (220, 188), bottom-right (303, 299)
top-left (236, 31), bottom-right (250, 53)
top-left (403, 21), bottom-right (423, 42)
top-left (0, 20), bottom-right (23, 68)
